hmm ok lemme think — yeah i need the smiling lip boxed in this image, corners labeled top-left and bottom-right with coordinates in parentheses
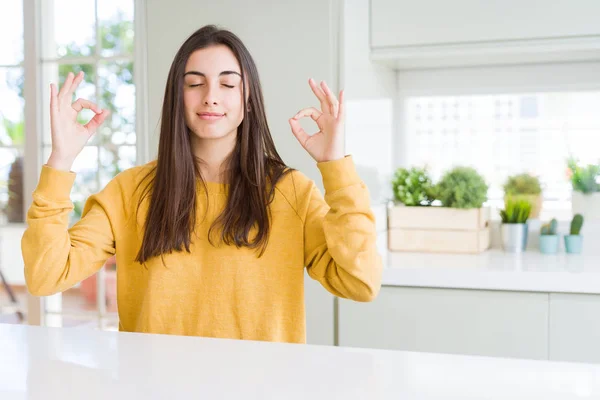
top-left (197, 112), bottom-right (225, 120)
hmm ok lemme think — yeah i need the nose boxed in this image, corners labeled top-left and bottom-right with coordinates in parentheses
top-left (202, 84), bottom-right (219, 106)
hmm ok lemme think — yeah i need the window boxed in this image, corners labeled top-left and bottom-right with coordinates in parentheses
top-left (0, 0), bottom-right (139, 328)
top-left (41, 0), bottom-right (136, 223)
top-left (405, 91), bottom-right (600, 219)
top-left (35, 0), bottom-right (136, 328)
top-left (0, 1), bottom-right (25, 226)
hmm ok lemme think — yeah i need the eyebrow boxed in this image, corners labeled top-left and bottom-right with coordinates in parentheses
top-left (183, 70), bottom-right (242, 78)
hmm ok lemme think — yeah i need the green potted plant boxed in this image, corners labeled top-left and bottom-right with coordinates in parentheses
top-left (567, 158), bottom-right (600, 220)
top-left (435, 166), bottom-right (489, 209)
top-left (539, 218), bottom-right (559, 254)
top-left (500, 197), bottom-right (532, 253)
top-left (503, 173), bottom-right (543, 219)
top-left (564, 214), bottom-right (584, 254)
top-left (391, 166), bottom-right (435, 206)
top-left (388, 166), bottom-right (491, 254)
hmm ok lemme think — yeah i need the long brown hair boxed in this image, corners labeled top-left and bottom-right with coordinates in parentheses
top-left (135, 25), bottom-right (291, 264)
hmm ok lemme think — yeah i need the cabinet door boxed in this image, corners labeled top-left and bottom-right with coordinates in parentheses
top-left (370, 0), bottom-right (600, 49)
top-left (339, 286), bottom-right (548, 360)
top-left (304, 271), bottom-right (335, 346)
top-left (549, 293), bottom-right (600, 363)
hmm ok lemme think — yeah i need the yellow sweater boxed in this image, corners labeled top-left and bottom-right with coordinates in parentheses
top-left (21, 155), bottom-right (382, 343)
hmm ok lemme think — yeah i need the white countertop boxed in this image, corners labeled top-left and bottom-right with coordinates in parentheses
top-left (382, 250), bottom-right (600, 294)
top-left (1, 324), bottom-right (600, 399)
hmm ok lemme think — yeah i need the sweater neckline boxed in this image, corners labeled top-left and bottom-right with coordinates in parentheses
top-left (197, 180), bottom-right (229, 194)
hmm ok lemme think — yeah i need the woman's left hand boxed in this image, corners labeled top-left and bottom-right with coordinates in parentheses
top-left (289, 79), bottom-right (345, 163)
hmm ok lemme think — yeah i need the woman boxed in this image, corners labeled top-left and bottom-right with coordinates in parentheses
top-left (21, 25), bottom-right (382, 343)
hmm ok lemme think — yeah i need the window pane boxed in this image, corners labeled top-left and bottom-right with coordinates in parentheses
top-left (98, 61), bottom-right (135, 146)
top-left (98, 0), bottom-right (134, 57)
top-left (405, 92), bottom-right (600, 217)
top-left (43, 0), bottom-right (95, 59)
top-left (0, 68), bottom-right (25, 146)
top-left (41, 63), bottom-right (96, 145)
top-left (0, 1), bottom-right (23, 65)
top-left (99, 145), bottom-right (136, 187)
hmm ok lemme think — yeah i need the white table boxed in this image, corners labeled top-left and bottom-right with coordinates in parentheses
top-left (1, 324), bottom-right (600, 399)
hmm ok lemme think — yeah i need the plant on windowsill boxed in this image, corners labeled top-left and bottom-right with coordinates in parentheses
top-left (567, 158), bottom-right (600, 221)
top-left (564, 214), bottom-right (584, 254)
top-left (388, 166), bottom-right (491, 254)
top-left (539, 218), bottom-right (559, 254)
top-left (391, 166), bottom-right (436, 206)
top-left (500, 197), bottom-right (532, 253)
top-left (503, 173), bottom-right (543, 219)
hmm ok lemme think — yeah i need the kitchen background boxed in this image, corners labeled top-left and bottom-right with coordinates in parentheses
top-left (1, 0), bottom-right (599, 363)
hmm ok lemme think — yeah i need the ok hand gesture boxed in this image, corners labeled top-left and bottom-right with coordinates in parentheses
top-left (47, 71), bottom-right (110, 171)
top-left (289, 79), bottom-right (345, 163)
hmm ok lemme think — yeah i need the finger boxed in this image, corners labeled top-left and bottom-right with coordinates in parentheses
top-left (58, 72), bottom-right (75, 100)
top-left (84, 109), bottom-right (110, 134)
top-left (72, 98), bottom-right (102, 113)
top-left (68, 71), bottom-right (85, 98)
top-left (50, 83), bottom-right (58, 114)
top-left (308, 78), bottom-right (330, 114)
top-left (320, 81), bottom-right (339, 118)
top-left (289, 118), bottom-right (311, 147)
top-left (293, 107), bottom-right (322, 122)
top-left (337, 89), bottom-right (345, 121)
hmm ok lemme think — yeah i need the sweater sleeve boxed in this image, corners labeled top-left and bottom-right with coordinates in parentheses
top-left (21, 165), bottom-right (118, 296)
top-left (303, 156), bottom-right (382, 302)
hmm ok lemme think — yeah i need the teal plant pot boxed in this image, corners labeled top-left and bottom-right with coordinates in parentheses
top-left (564, 235), bottom-right (583, 254)
top-left (539, 235), bottom-right (559, 254)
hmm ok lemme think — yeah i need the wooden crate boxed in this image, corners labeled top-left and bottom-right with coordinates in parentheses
top-left (388, 206), bottom-right (491, 253)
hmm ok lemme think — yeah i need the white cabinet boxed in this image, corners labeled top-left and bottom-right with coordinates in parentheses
top-left (370, 0), bottom-right (600, 49)
top-left (339, 286), bottom-right (549, 360)
top-left (549, 293), bottom-right (600, 364)
top-left (369, 0), bottom-right (600, 68)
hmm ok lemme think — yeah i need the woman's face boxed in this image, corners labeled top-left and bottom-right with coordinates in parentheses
top-left (183, 45), bottom-right (245, 142)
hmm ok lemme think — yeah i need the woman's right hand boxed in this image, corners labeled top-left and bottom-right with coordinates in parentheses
top-left (47, 71), bottom-right (110, 171)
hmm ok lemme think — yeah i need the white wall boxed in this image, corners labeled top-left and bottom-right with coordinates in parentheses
top-left (342, 0), bottom-right (396, 206)
top-left (145, 0), bottom-right (341, 187)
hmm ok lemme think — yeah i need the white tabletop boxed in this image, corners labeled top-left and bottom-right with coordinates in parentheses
top-left (382, 250), bottom-right (600, 294)
top-left (1, 324), bottom-right (600, 399)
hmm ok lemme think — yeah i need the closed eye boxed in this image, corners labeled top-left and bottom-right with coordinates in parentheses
top-left (222, 84), bottom-right (234, 89)
top-left (189, 84), bottom-right (203, 88)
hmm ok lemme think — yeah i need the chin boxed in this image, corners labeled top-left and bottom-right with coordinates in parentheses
top-left (190, 125), bottom-right (237, 141)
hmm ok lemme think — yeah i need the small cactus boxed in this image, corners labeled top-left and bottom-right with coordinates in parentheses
top-left (570, 214), bottom-right (584, 235)
top-left (540, 218), bottom-right (558, 235)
